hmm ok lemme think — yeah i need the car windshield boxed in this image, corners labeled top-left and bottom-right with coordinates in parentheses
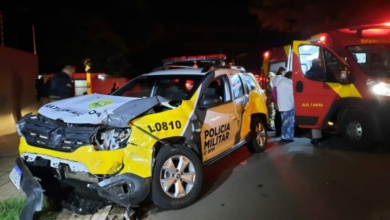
top-left (347, 44), bottom-right (390, 77)
top-left (112, 74), bottom-right (203, 100)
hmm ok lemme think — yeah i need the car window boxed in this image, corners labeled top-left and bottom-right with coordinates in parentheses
top-left (116, 75), bottom-right (202, 100)
top-left (120, 77), bottom-right (154, 98)
top-left (230, 73), bottom-right (244, 99)
top-left (323, 49), bottom-right (342, 82)
top-left (198, 75), bottom-right (233, 107)
top-left (242, 74), bottom-right (256, 92)
top-left (220, 75), bottom-right (232, 102)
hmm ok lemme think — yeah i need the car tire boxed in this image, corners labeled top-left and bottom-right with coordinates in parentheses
top-left (247, 117), bottom-right (267, 153)
top-left (342, 109), bottom-right (372, 148)
top-left (152, 145), bottom-right (203, 210)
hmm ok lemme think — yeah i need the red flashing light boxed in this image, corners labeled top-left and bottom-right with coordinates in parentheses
top-left (338, 23), bottom-right (390, 36)
top-left (339, 27), bottom-right (390, 36)
top-left (309, 34), bottom-right (327, 44)
top-left (263, 51), bottom-right (270, 58)
top-left (185, 80), bottom-right (195, 91)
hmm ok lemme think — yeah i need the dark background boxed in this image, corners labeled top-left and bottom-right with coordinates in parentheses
top-left (0, 0), bottom-right (301, 77)
top-left (2, 0), bottom-right (389, 77)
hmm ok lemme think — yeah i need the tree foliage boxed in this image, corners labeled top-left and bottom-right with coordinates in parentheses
top-left (249, 0), bottom-right (390, 36)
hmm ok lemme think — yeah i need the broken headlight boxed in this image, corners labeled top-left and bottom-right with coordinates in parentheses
top-left (16, 120), bottom-right (26, 137)
top-left (92, 127), bottom-right (131, 150)
top-left (15, 113), bottom-right (32, 137)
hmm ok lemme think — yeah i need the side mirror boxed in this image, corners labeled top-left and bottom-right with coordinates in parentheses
top-left (340, 65), bottom-right (351, 85)
top-left (198, 95), bottom-right (221, 109)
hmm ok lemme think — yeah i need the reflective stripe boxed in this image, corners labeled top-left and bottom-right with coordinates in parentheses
top-left (326, 83), bottom-right (362, 98)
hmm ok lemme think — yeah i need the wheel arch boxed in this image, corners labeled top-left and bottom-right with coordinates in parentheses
top-left (250, 113), bottom-right (268, 131)
top-left (324, 98), bottom-right (381, 139)
top-left (153, 136), bottom-right (202, 160)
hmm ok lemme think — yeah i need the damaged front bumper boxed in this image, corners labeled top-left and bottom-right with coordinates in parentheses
top-left (14, 157), bottom-right (44, 220)
top-left (89, 173), bottom-right (151, 208)
top-left (14, 156), bottom-right (151, 217)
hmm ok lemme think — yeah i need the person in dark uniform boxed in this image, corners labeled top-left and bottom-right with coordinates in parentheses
top-left (305, 58), bottom-right (325, 81)
top-left (49, 65), bottom-right (76, 101)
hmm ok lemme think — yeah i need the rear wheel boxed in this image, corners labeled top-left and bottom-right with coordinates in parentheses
top-left (152, 146), bottom-right (203, 210)
top-left (342, 109), bottom-right (373, 148)
top-left (247, 117), bottom-right (267, 153)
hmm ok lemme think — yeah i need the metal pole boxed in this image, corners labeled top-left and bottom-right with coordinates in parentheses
top-left (84, 58), bottom-right (92, 94)
top-left (32, 25), bottom-right (36, 54)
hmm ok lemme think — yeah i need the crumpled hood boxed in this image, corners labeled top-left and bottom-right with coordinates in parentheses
top-left (38, 94), bottom-right (164, 126)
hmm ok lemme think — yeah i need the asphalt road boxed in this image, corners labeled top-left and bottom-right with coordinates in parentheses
top-left (140, 132), bottom-right (390, 220)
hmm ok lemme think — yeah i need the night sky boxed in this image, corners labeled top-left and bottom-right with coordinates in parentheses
top-left (1, 0), bottom-right (300, 76)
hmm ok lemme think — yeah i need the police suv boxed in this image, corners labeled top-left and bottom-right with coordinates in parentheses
top-left (11, 54), bottom-right (268, 218)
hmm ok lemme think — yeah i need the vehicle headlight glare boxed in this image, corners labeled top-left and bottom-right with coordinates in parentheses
top-left (367, 80), bottom-right (390, 96)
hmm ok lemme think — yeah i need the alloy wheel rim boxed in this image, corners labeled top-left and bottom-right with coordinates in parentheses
top-left (159, 155), bottom-right (196, 198)
top-left (255, 122), bottom-right (266, 146)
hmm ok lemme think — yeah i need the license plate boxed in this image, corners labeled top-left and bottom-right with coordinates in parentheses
top-left (9, 165), bottom-right (22, 190)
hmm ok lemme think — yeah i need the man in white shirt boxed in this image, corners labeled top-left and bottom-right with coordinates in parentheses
top-left (271, 66), bottom-right (286, 137)
top-left (276, 71), bottom-right (295, 142)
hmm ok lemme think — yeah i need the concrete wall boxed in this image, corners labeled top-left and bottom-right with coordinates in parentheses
top-left (0, 47), bottom-right (39, 136)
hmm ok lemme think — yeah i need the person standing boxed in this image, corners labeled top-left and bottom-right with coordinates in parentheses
top-left (266, 71), bottom-right (276, 130)
top-left (271, 66), bottom-right (286, 137)
top-left (49, 65), bottom-right (76, 101)
top-left (276, 71), bottom-right (295, 142)
top-left (111, 82), bottom-right (119, 93)
top-left (305, 58), bottom-right (325, 145)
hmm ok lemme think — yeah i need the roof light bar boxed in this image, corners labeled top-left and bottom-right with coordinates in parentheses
top-left (163, 54), bottom-right (227, 64)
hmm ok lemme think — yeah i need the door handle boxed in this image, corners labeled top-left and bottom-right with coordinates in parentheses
top-left (230, 113), bottom-right (236, 120)
top-left (296, 81), bottom-right (303, 92)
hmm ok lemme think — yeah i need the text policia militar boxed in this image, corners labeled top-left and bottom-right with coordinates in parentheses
top-left (204, 123), bottom-right (230, 154)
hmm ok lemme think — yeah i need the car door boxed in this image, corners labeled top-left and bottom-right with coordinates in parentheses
top-left (292, 40), bottom-right (348, 129)
top-left (200, 74), bottom-right (239, 162)
top-left (230, 73), bottom-right (247, 143)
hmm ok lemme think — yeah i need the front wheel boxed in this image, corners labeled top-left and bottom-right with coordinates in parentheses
top-left (247, 117), bottom-right (267, 153)
top-left (342, 109), bottom-right (373, 148)
top-left (152, 146), bottom-right (203, 210)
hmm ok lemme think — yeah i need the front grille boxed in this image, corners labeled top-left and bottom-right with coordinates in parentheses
top-left (21, 115), bottom-right (98, 152)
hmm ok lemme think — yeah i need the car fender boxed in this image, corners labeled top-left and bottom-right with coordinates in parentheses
top-left (242, 91), bottom-right (268, 136)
